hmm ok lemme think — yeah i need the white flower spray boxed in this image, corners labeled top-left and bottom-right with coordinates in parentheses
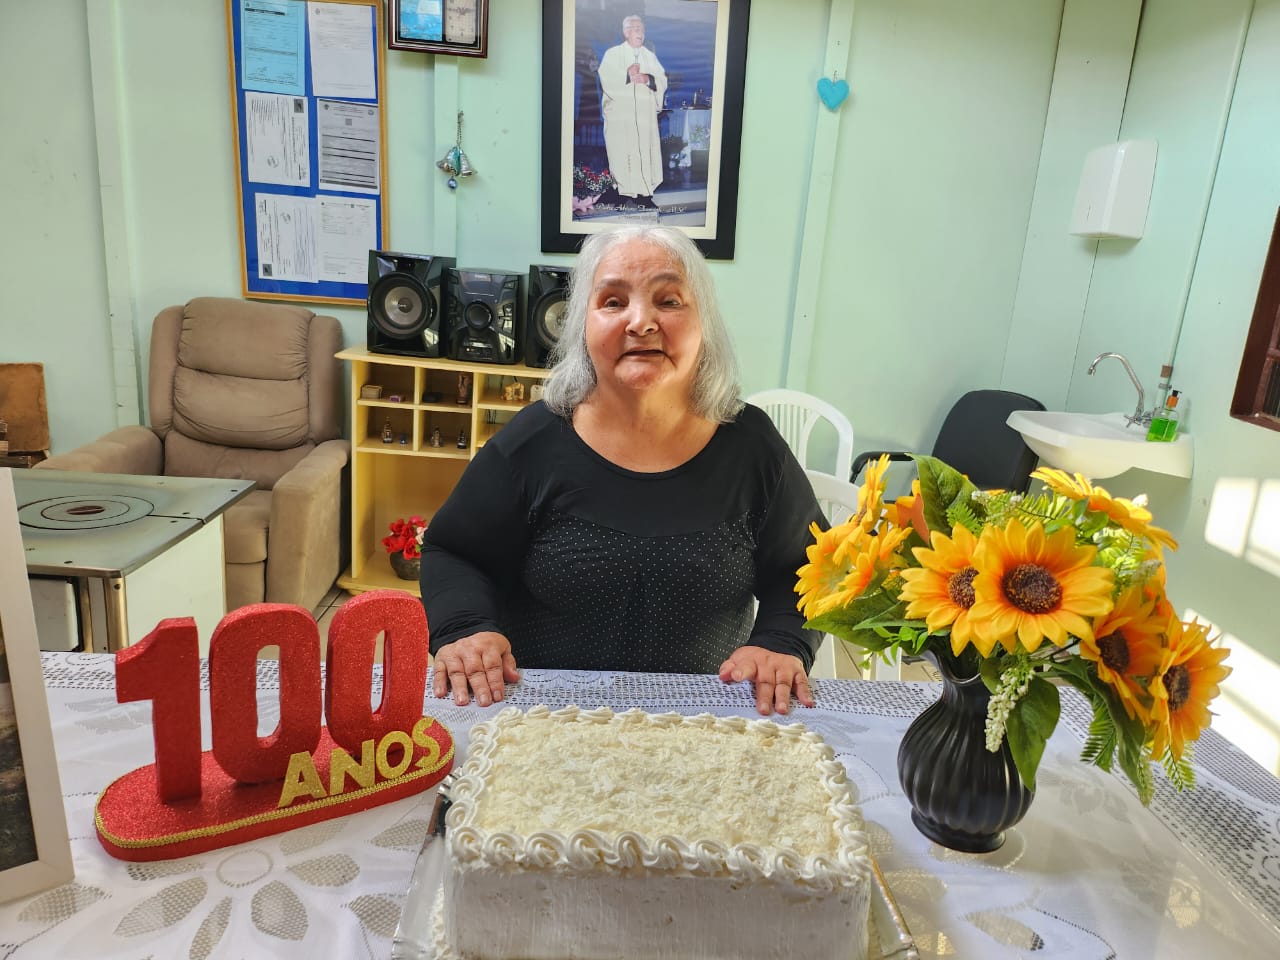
top-left (985, 656), bottom-right (1035, 752)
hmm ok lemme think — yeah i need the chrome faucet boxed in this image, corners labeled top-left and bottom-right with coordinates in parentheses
top-left (1087, 352), bottom-right (1148, 427)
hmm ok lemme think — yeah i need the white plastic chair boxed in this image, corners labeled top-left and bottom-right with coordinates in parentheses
top-left (748, 389), bottom-right (854, 481)
top-left (804, 469), bottom-right (902, 681)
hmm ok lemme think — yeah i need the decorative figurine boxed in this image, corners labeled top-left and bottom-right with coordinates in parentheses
top-left (457, 372), bottom-right (472, 405)
top-left (381, 417), bottom-right (394, 444)
top-left (529, 383), bottom-right (545, 402)
top-left (430, 427), bottom-right (443, 448)
top-left (456, 429), bottom-right (468, 449)
top-left (502, 380), bottom-right (525, 402)
top-left (436, 111), bottom-right (475, 190)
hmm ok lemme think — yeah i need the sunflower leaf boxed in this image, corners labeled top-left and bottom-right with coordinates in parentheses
top-left (1004, 677), bottom-right (1059, 790)
top-left (805, 591), bottom-right (902, 636)
top-left (979, 657), bottom-right (1003, 693)
top-left (913, 455), bottom-right (978, 537)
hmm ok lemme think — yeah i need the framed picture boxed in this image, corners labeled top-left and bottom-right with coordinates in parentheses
top-left (0, 469), bottom-right (72, 904)
top-left (388, 0), bottom-right (490, 57)
top-left (541, 0), bottom-right (751, 259)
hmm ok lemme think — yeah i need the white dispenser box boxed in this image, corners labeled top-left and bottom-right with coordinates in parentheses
top-left (1069, 139), bottom-right (1157, 240)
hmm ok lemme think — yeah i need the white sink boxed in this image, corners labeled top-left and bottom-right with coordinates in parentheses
top-left (1007, 410), bottom-right (1193, 480)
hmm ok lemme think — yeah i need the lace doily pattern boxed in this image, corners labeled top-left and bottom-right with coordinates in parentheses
top-left (5, 652), bottom-right (1277, 960)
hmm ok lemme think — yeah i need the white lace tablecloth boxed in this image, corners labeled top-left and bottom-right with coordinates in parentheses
top-left (3, 653), bottom-right (1279, 959)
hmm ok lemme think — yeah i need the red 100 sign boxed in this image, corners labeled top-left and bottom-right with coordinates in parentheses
top-left (94, 591), bottom-right (455, 861)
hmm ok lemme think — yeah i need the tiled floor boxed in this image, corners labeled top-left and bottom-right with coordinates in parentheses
top-left (311, 582), bottom-right (348, 644)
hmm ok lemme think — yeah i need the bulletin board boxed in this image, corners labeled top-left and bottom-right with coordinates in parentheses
top-left (225, 0), bottom-right (389, 305)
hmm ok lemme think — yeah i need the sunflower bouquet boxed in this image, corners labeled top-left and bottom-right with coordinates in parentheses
top-left (796, 455), bottom-right (1232, 804)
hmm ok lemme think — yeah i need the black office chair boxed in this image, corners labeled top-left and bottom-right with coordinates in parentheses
top-left (850, 389), bottom-right (1046, 493)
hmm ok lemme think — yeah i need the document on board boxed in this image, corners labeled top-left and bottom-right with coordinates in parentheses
top-left (241, 0), bottom-right (306, 95)
top-left (255, 193), bottom-right (318, 283)
top-left (317, 100), bottom-right (380, 194)
top-left (245, 93), bottom-right (311, 187)
top-left (308, 1), bottom-right (376, 100)
top-left (318, 196), bottom-right (377, 283)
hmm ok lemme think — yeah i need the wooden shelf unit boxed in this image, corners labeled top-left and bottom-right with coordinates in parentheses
top-left (336, 348), bottom-right (551, 595)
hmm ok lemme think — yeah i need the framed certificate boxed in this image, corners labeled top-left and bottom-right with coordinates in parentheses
top-left (388, 0), bottom-right (489, 57)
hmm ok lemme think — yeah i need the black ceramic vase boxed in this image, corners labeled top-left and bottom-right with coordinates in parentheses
top-left (897, 649), bottom-right (1034, 853)
top-left (389, 550), bottom-right (420, 581)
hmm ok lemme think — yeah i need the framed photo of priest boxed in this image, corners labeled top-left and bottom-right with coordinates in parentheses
top-left (540, 0), bottom-right (751, 260)
top-left (0, 470), bottom-right (72, 904)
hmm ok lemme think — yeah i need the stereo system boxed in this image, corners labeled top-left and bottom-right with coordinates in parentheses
top-left (366, 251), bottom-right (454, 358)
top-left (367, 252), bottom-right (570, 367)
top-left (525, 265), bottom-right (571, 368)
top-left (446, 268), bottom-right (522, 364)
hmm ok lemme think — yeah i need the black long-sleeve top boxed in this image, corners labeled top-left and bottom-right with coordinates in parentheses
top-left (419, 401), bottom-right (824, 673)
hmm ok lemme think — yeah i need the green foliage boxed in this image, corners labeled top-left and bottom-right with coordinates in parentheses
top-left (913, 456), bottom-right (977, 537)
top-left (1004, 677), bottom-right (1060, 790)
top-left (945, 499), bottom-right (984, 537)
top-left (979, 656), bottom-right (1002, 693)
top-left (1080, 708), bottom-right (1119, 771)
top-left (1163, 746), bottom-right (1197, 793)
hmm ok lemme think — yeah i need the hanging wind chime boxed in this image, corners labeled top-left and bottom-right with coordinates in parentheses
top-left (437, 111), bottom-right (475, 189)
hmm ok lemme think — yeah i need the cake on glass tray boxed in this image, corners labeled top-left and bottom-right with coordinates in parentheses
top-left (428, 704), bottom-right (872, 960)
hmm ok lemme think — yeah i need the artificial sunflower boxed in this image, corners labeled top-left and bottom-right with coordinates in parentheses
top-left (968, 519), bottom-right (1116, 655)
top-left (1030, 467), bottom-right (1179, 553)
top-left (852, 453), bottom-right (891, 533)
top-left (899, 525), bottom-right (981, 656)
top-left (1149, 618), bottom-right (1232, 761)
top-left (1079, 584), bottom-right (1166, 720)
top-left (883, 477), bottom-right (930, 542)
top-left (794, 519), bottom-right (859, 619)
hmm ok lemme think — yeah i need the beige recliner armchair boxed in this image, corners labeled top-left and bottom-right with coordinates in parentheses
top-left (38, 297), bottom-right (350, 612)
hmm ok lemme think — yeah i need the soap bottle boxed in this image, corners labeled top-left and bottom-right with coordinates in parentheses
top-left (1146, 390), bottom-right (1180, 442)
top-left (1154, 363), bottom-right (1174, 414)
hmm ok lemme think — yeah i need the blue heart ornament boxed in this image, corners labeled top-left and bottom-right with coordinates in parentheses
top-left (817, 77), bottom-right (850, 111)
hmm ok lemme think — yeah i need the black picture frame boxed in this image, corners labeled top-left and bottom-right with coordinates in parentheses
top-left (388, 0), bottom-right (489, 58)
top-left (541, 0), bottom-right (750, 260)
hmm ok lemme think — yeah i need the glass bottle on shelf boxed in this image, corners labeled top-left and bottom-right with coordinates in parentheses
top-left (381, 417), bottom-right (394, 444)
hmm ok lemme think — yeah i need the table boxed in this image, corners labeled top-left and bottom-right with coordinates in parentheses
top-left (14, 471), bottom-right (254, 653)
top-left (3, 655), bottom-right (1279, 958)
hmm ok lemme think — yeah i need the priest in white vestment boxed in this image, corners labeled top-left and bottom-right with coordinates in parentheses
top-left (596, 15), bottom-right (668, 208)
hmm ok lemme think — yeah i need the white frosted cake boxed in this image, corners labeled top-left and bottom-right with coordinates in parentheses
top-left (431, 705), bottom-right (871, 960)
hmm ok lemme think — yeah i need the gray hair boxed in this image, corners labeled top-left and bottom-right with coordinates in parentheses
top-left (623, 15), bottom-right (644, 29)
top-left (542, 226), bottom-right (743, 423)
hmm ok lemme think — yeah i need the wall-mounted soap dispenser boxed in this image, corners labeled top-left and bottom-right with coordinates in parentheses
top-left (1069, 140), bottom-right (1158, 240)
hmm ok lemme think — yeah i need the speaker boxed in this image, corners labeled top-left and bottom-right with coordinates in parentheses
top-left (525, 265), bottom-right (571, 368)
top-left (446, 268), bottom-right (522, 364)
top-left (367, 251), bottom-right (455, 358)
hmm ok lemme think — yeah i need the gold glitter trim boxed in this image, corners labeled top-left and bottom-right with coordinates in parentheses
top-left (95, 743), bottom-right (454, 850)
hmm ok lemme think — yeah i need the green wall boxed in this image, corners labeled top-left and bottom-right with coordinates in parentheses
top-left (3, 0), bottom-right (1279, 766)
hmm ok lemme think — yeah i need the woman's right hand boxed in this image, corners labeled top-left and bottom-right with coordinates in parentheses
top-left (431, 631), bottom-right (521, 707)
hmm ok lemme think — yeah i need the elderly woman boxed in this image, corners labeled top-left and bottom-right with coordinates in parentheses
top-left (420, 226), bottom-right (823, 715)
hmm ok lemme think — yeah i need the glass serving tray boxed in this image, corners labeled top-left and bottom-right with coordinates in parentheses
top-left (392, 788), bottom-right (918, 960)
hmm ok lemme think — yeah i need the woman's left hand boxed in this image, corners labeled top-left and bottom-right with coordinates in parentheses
top-left (717, 647), bottom-right (815, 716)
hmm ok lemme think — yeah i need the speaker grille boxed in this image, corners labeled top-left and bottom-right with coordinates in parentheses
top-left (367, 250), bottom-right (454, 358)
top-left (370, 274), bottom-right (433, 338)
